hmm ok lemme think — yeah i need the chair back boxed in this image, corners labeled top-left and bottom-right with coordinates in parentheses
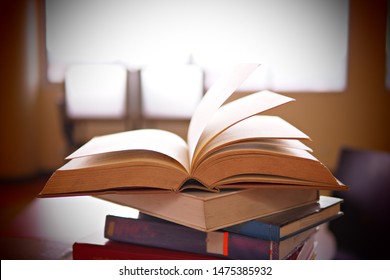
top-left (329, 147), bottom-right (390, 259)
top-left (65, 64), bottom-right (128, 119)
top-left (62, 63), bottom-right (129, 150)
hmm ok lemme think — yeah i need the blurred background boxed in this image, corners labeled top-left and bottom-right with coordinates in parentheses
top-left (1, 0), bottom-right (389, 179)
top-left (0, 0), bottom-right (389, 259)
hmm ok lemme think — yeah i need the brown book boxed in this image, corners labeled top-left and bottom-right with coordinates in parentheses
top-left (98, 188), bottom-right (319, 232)
top-left (39, 64), bottom-right (347, 197)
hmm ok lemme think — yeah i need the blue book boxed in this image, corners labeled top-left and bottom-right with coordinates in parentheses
top-left (105, 214), bottom-right (315, 260)
top-left (223, 196), bottom-right (343, 241)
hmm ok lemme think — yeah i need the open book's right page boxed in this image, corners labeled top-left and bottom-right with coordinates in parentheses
top-left (186, 63), bottom-right (295, 168)
top-left (186, 64), bottom-right (347, 191)
top-left (192, 90), bottom-right (295, 166)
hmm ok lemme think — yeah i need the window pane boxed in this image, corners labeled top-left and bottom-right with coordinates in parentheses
top-left (46, 0), bottom-right (349, 91)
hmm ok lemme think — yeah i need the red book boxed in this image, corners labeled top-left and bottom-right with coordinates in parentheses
top-left (73, 234), bottom-right (225, 260)
top-left (104, 215), bottom-right (315, 260)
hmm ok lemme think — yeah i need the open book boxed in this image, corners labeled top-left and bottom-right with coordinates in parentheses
top-left (40, 63), bottom-right (347, 196)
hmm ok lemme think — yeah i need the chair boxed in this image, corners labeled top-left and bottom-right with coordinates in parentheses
top-left (329, 147), bottom-right (390, 259)
top-left (139, 64), bottom-right (204, 121)
top-left (61, 63), bottom-right (129, 150)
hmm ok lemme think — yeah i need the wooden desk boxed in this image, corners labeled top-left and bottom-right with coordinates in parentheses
top-left (0, 177), bottom-right (138, 259)
top-left (0, 177), bottom-right (337, 260)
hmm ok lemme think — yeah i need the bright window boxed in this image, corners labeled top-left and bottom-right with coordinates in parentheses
top-left (46, 0), bottom-right (349, 91)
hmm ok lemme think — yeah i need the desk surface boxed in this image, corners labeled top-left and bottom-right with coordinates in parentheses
top-left (0, 176), bottom-right (336, 260)
top-left (0, 176), bottom-right (138, 259)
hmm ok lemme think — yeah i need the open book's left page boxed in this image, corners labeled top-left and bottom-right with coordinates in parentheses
top-left (39, 130), bottom-right (192, 196)
top-left (66, 129), bottom-right (190, 173)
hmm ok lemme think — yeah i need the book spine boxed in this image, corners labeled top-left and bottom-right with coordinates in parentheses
top-left (278, 212), bottom-right (343, 241)
top-left (224, 222), bottom-right (281, 241)
top-left (105, 215), bottom-right (210, 255)
top-left (223, 212), bottom-right (343, 242)
top-left (73, 241), bottom-right (225, 260)
top-left (104, 215), bottom-right (273, 260)
top-left (73, 242), bottom-right (140, 260)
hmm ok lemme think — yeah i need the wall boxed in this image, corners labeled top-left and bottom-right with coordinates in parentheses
top-left (0, 0), bottom-right (41, 178)
top-left (280, 0), bottom-right (390, 170)
top-left (0, 0), bottom-right (389, 179)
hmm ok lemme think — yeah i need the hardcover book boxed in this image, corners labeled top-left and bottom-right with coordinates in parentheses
top-left (73, 234), bottom-right (307, 260)
top-left (104, 214), bottom-right (317, 260)
top-left (223, 196), bottom-right (343, 241)
top-left (296, 234), bottom-right (318, 260)
top-left (73, 234), bottom-right (225, 260)
top-left (98, 188), bottom-right (319, 232)
top-left (39, 63), bottom-right (347, 197)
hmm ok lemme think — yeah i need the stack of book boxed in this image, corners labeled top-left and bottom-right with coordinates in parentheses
top-left (72, 193), bottom-right (343, 260)
top-left (39, 64), bottom-right (347, 260)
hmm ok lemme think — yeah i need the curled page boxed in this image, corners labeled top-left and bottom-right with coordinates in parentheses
top-left (187, 63), bottom-right (260, 162)
top-left (192, 90), bottom-right (295, 166)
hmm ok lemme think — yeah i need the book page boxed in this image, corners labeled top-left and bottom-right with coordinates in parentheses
top-left (194, 115), bottom-right (311, 165)
top-left (187, 63), bottom-right (259, 162)
top-left (191, 90), bottom-right (295, 166)
top-left (66, 129), bottom-right (191, 173)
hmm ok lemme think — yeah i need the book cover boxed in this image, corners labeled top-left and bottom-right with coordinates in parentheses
top-left (223, 196), bottom-right (343, 241)
top-left (104, 215), bottom-right (316, 260)
top-left (73, 234), bottom-right (225, 260)
top-left (97, 188), bottom-right (319, 232)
